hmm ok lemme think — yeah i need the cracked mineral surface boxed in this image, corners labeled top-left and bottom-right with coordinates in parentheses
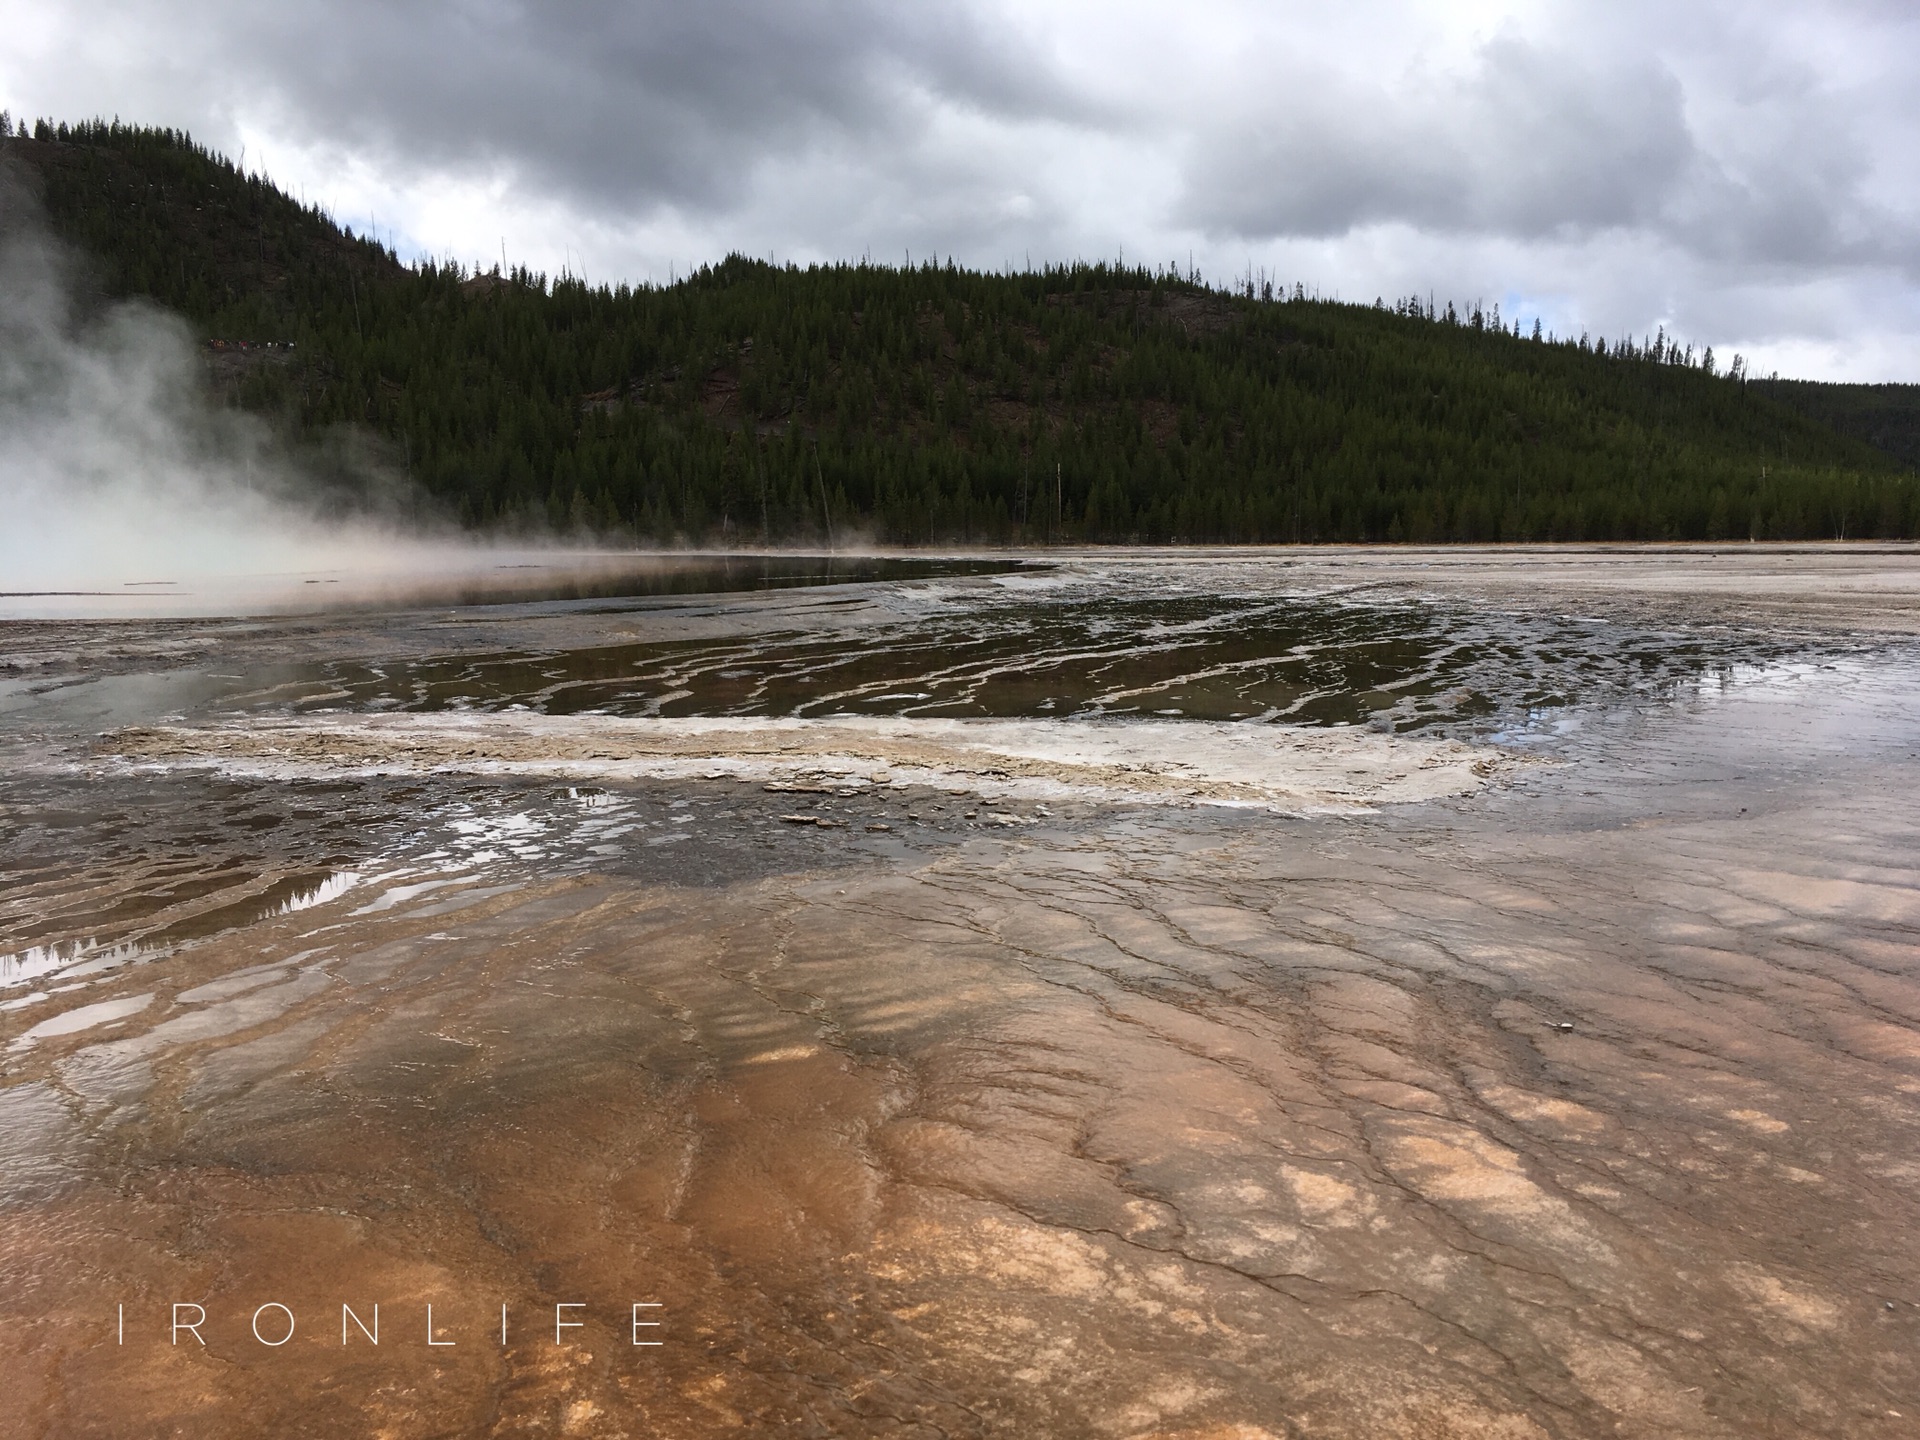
top-left (3, 546), bottom-right (1920, 1438)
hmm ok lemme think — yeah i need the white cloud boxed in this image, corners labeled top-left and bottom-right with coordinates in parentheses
top-left (2, 0), bottom-right (1916, 378)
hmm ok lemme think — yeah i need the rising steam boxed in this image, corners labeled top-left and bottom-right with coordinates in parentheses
top-left (0, 166), bottom-right (474, 616)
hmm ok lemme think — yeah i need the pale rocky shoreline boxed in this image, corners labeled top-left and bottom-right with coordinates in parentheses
top-left (101, 711), bottom-right (1512, 813)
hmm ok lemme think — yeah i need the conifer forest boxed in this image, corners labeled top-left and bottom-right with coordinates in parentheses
top-left (9, 117), bottom-right (1920, 545)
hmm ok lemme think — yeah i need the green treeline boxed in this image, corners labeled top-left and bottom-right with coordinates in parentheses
top-left (1752, 378), bottom-right (1920, 473)
top-left (9, 116), bottom-right (1919, 544)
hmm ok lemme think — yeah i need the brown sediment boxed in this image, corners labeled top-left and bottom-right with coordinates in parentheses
top-left (4, 762), bottom-right (1920, 1437)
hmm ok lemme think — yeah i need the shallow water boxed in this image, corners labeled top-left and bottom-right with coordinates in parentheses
top-left (4, 548), bottom-right (1920, 1438)
top-left (299, 588), bottom-right (1778, 729)
top-left (1, 553), bottom-right (1825, 740)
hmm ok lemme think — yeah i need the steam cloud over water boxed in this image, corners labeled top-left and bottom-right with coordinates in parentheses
top-left (0, 171), bottom-right (463, 616)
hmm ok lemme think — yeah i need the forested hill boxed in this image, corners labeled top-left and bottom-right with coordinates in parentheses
top-left (7, 117), bottom-right (1919, 544)
top-left (1751, 379), bottom-right (1920, 473)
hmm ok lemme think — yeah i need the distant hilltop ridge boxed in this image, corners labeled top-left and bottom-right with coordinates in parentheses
top-left (4, 114), bottom-right (1918, 544)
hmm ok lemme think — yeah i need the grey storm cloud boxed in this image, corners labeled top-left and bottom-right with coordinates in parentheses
top-left (1183, 28), bottom-right (1919, 277)
top-left (1185, 41), bottom-right (1700, 242)
top-left (4, 0), bottom-right (1919, 376)
top-left (122, 0), bottom-right (1090, 211)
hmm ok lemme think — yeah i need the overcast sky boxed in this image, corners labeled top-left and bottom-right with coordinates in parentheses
top-left (4, 0), bottom-right (1918, 380)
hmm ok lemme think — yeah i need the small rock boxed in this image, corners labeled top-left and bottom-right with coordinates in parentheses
top-left (1555, 1021), bottom-right (1575, 1033)
top-left (865, 823), bottom-right (891, 833)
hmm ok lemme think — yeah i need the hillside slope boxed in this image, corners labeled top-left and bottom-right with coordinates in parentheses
top-left (1756, 379), bottom-right (1920, 472)
top-left (6, 118), bottom-right (1916, 543)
